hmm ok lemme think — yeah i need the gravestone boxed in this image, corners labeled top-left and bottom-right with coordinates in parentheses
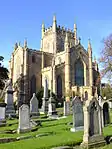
top-left (48, 96), bottom-right (58, 119)
top-left (17, 104), bottom-right (31, 133)
top-left (70, 96), bottom-right (84, 132)
top-left (63, 101), bottom-right (70, 116)
top-left (98, 97), bottom-right (110, 127)
top-left (81, 97), bottom-right (106, 149)
top-left (41, 78), bottom-right (49, 114)
top-left (109, 100), bottom-right (112, 109)
top-left (0, 103), bottom-right (7, 126)
top-left (30, 93), bottom-right (40, 118)
top-left (5, 79), bottom-right (16, 117)
top-left (103, 102), bottom-right (110, 126)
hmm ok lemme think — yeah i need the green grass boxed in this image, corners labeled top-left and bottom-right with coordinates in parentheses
top-left (0, 112), bottom-right (112, 149)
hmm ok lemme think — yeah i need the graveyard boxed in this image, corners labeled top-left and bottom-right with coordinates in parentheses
top-left (0, 112), bottom-right (111, 149)
top-left (0, 79), bottom-right (112, 148)
top-left (0, 104), bottom-right (112, 149)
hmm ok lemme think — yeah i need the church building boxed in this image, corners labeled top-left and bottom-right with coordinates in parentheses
top-left (9, 16), bottom-right (100, 103)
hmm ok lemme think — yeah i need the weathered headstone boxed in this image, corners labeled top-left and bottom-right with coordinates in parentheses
top-left (109, 100), bottom-right (112, 109)
top-left (0, 103), bottom-right (6, 126)
top-left (103, 102), bottom-right (110, 126)
top-left (30, 93), bottom-right (40, 118)
top-left (17, 104), bottom-right (31, 133)
top-left (41, 78), bottom-right (49, 114)
top-left (4, 79), bottom-right (15, 117)
top-left (63, 101), bottom-right (70, 116)
top-left (81, 97), bottom-right (106, 148)
top-left (98, 97), bottom-right (110, 127)
top-left (48, 96), bottom-right (58, 119)
top-left (70, 96), bottom-right (84, 132)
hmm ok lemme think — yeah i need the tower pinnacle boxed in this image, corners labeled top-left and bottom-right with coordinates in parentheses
top-left (74, 23), bottom-right (77, 45)
top-left (24, 39), bottom-right (27, 48)
top-left (42, 22), bottom-right (45, 38)
top-left (52, 14), bottom-right (57, 32)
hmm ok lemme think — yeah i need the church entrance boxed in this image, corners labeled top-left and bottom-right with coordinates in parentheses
top-left (57, 75), bottom-right (62, 99)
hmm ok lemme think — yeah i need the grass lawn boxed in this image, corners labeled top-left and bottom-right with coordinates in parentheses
top-left (0, 111), bottom-right (112, 148)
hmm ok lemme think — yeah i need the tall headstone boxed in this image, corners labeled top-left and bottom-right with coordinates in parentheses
top-left (98, 96), bottom-right (110, 127)
top-left (63, 101), bottom-right (70, 116)
top-left (0, 103), bottom-right (6, 126)
top-left (103, 102), bottom-right (110, 126)
top-left (71, 96), bottom-right (84, 132)
top-left (48, 96), bottom-right (58, 119)
top-left (17, 104), bottom-right (31, 133)
top-left (41, 78), bottom-right (49, 114)
top-left (81, 97), bottom-right (106, 148)
top-left (30, 93), bottom-right (40, 118)
top-left (109, 100), bottom-right (112, 109)
top-left (5, 79), bottom-right (16, 117)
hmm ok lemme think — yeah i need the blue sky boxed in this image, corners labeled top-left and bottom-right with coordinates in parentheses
top-left (0, 0), bottom-right (112, 81)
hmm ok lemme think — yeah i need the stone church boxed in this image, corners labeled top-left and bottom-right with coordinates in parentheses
top-left (9, 15), bottom-right (100, 103)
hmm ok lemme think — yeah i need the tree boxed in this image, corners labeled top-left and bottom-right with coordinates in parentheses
top-left (101, 84), bottom-right (112, 99)
top-left (99, 34), bottom-right (112, 82)
top-left (0, 56), bottom-right (9, 89)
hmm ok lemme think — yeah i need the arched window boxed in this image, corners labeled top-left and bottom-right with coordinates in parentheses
top-left (57, 75), bottom-right (62, 98)
top-left (30, 75), bottom-right (36, 98)
top-left (75, 59), bottom-right (84, 86)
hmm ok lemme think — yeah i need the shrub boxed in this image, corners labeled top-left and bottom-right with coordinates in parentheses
top-left (36, 88), bottom-right (60, 108)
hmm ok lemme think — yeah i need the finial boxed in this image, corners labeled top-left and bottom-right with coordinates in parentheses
top-left (78, 37), bottom-right (81, 44)
top-left (74, 23), bottom-right (77, 30)
top-left (65, 32), bottom-right (69, 42)
top-left (88, 38), bottom-right (91, 48)
top-left (14, 42), bottom-right (18, 50)
top-left (42, 22), bottom-right (45, 29)
top-left (53, 14), bottom-right (56, 22)
top-left (18, 42), bottom-right (20, 46)
top-left (24, 38), bottom-right (27, 48)
top-left (52, 14), bottom-right (57, 32)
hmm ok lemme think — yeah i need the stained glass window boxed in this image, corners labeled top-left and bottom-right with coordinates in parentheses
top-left (75, 59), bottom-right (84, 86)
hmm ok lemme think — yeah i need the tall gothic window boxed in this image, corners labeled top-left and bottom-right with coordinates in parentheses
top-left (74, 59), bottom-right (84, 86)
top-left (57, 75), bottom-right (62, 98)
top-left (30, 75), bottom-right (36, 98)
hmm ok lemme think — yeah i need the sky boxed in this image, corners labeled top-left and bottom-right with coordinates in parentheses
top-left (0, 0), bottom-right (112, 82)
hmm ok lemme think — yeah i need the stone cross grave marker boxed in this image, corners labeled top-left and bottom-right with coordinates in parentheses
top-left (70, 96), bottom-right (84, 132)
top-left (5, 79), bottom-right (15, 117)
top-left (17, 104), bottom-right (31, 133)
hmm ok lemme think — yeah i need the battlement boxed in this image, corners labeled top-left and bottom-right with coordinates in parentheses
top-left (44, 26), bottom-right (52, 34)
top-left (44, 24), bottom-right (75, 39)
